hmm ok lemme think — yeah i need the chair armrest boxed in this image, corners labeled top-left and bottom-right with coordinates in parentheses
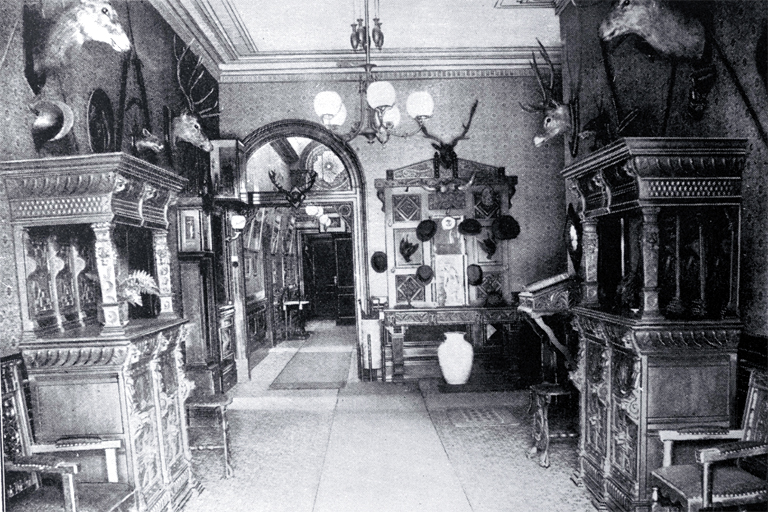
top-left (659, 427), bottom-right (744, 466)
top-left (658, 426), bottom-right (743, 442)
top-left (697, 440), bottom-right (768, 463)
top-left (31, 438), bottom-right (122, 483)
top-left (7, 455), bottom-right (79, 474)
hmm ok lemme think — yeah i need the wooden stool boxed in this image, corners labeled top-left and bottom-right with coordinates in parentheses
top-left (186, 393), bottom-right (234, 478)
top-left (527, 383), bottom-right (578, 468)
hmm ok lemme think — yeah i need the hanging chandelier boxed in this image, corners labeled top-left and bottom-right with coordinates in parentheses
top-left (313, 0), bottom-right (435, 144)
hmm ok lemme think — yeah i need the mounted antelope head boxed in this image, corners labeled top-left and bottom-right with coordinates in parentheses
top-left (27, 0), bottom-right (131, 93)
top-left (173, 36), bottom-right (217, 153)
top-left (268, 170), bottom-right (318, 208)
top-left (520, 40), bottom-right (580, 156)
top-left (420, 100), bottom-right (479, 176)
top-left (599, 0), bottom-right (706, 61)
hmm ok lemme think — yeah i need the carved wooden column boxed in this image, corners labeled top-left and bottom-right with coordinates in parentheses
top-left (92, 222), bottom-right (123, 335)
top-left (14, 227), bottom-right (36, 340)
top-left (153, 230), bottom-right (176, 318)
top-left (581, 219), bottom-right (599, 307)
top-left (640, 207), bottom-right (662, 320)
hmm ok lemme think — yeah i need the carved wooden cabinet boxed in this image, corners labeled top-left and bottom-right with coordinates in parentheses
top-left (0, 153), bottom-right (195, 511)
top-left (562, 138), bottom-right (746, 512)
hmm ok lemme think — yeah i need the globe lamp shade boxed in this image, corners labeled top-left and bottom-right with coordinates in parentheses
top-left (381, 105), bottom-right (401, 128)
top-left (314, 91), bottom-right (343, 121)
top-left (406, 91), bottom-right (434, 120)
top-left (329, 103), bottom-right (347, 127)
top-left (366, 81), bottom-right (396, 110)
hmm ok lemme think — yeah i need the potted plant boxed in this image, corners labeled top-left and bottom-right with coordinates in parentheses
top-left (116, 270), bottom-right (160, 324)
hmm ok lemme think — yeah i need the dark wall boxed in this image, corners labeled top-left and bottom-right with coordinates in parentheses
top-left (560, 0), bottom-right (768, 340)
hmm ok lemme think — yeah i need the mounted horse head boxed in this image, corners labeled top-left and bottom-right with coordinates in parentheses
top-left (599, 0), bottom-right (706, 61)
top-left (173, 36), bottom-right (217, 153)
top-left (519, 40), bottom-right (581, 156)
top-left (26, 0), bottom-right (131, 93)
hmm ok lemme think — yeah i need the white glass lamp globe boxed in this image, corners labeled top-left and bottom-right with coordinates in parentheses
top-left (314, 91), bottom-right (343, 121)
top-left (366, 81), bottom-right (396, 110)
top-left (329, 103), bottom-right (347, 126)
top-left (305, 205), bottom-right (319, 216)
top-left (406, 91), bottom-right (434, 120)
top-left (381, 105), bottom-right (401, 128)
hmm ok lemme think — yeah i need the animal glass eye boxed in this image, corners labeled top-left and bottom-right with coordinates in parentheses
top-left (545, 117), bottom-right (552, 125)
top-left (102, 7), bottom-right (109, 15)
top-left (621, 0), bottom-right (630, 6)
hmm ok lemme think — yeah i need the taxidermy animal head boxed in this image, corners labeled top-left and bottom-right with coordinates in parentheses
top-left (173, 36), bottom-right (218, 153)
top-left (519, 40), bottom-right (581, 157)
top-left (419, 100), bottom-right (479, 175)
top-left (399, 236), bottom-right (418, 263)
top-left (268, 170), bottom-right (318, 208)
top-left (24, 1), bottom-right (131, 95)
top-left (133, 128), bottom-right (164, 154)
top-left (599, 0), bottom-right (706, 61)
top-left (28, 0), bottom-right (130, 91)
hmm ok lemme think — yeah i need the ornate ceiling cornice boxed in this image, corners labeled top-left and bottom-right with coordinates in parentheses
top-left (218, 46), bottom-right (563, 83)
top-left (147, 0), bottom-right (563, 83)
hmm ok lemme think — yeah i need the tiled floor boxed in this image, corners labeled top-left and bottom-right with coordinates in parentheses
top-left (183, 322), bottom-right (596, 512)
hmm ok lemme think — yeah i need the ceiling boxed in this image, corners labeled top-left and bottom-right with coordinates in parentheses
top-left (148, 0), bottom-right (566, 81)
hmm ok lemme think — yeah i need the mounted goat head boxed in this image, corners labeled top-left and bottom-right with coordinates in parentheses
top-left (268, 170), bottom-right (318, 208)
top-left (420, 100), bottom-right (479, 176)
top-left (26, 0), bottom-right (131, 94)
top-left (173, 36), bottom-right (217, 153)
top-left (599, 0), bottom-right (706, 61)
top-left (520, 39), bottom-right (580, 156)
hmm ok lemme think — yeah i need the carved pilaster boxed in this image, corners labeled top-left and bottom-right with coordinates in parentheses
top-left (152, 230), bottom-right (175, 317)
top-left (92, 222), bottom-right (123, 335)
top-left (640, 207), bottom-right (662, 320)
top-left (15, 226), bottom-right (36, 338)
top-left (581, 219), bottom-right (598, 306)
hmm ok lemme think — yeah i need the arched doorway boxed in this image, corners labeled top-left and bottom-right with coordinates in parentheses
top-left (239, 120), bottom-right (369, 367)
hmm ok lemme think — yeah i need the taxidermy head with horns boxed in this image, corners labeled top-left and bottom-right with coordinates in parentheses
top-left (24, 0), bottom-right (131, 94)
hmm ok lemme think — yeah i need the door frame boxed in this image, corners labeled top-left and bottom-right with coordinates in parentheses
top-left (239, 119), bottom-right (370, 344)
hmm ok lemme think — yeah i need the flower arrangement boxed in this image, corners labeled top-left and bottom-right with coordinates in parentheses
top-left (117, 270), bottom-right (160, 306)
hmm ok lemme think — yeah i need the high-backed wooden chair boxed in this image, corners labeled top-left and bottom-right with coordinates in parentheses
top-left (651, 369), bottom-right (768, 512)
top-left (2, 355), bottom-right (134, 512)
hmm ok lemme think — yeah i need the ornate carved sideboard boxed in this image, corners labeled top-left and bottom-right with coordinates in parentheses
top-left (381, 305), bottom-right (520, 381)
top-left (0, 153), bottom-right (195, 511)
top-left (562, 138), bottom-right (746, 512)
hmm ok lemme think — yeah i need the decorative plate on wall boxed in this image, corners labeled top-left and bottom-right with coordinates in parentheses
top-left (87, 89), bottom-right (115, 153)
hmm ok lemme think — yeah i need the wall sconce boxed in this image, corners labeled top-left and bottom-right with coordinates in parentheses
top-left (228, 214), bottom-right (246, 242)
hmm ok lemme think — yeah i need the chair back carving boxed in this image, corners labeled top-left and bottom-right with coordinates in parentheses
top-left (742, 370), bottom-right (768, 443)
top-left (2, 355), bottom-right (38, 498)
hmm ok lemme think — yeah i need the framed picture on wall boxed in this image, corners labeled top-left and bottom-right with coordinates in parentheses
top-left (432, 217), bottom-right (464, 255)
top-left (394, 228), bottom-right (422, 267)
top-left (435, 254), bottom-right (466, 306)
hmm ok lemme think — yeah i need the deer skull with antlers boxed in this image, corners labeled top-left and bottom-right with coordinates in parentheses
top-left (268, 170), bottom-right (318, 208)
top-left (419, 99), bottom-right (479, 178)
top-left (173, 36), bottom-right (217, 153)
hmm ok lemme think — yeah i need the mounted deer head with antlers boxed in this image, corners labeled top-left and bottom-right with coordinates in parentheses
top-left (519, 40), bottom-right (581, 157)
top-left (25, 0), bottom-right (131, 94)
top-left (173, 36), bottom-right (217, 153)
top-left (268, 170), bottom-right (318, 208)
top-left (419, 100), bottom-right (479, 177)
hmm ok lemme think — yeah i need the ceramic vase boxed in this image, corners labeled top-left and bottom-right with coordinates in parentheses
top-left (437, 331), bottom-right (473, 385)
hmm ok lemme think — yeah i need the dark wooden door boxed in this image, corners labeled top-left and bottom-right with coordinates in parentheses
top-left (305, 234), bottom-right (355, 323)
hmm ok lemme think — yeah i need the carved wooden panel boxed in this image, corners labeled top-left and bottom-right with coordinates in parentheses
top-left (396, 275), bottom-right (425, 304)
top-left (392, 194), bottom-right (421, 222)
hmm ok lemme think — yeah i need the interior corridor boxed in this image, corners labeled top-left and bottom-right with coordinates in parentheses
top-left (182, 321), bottom-right (595, 512)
